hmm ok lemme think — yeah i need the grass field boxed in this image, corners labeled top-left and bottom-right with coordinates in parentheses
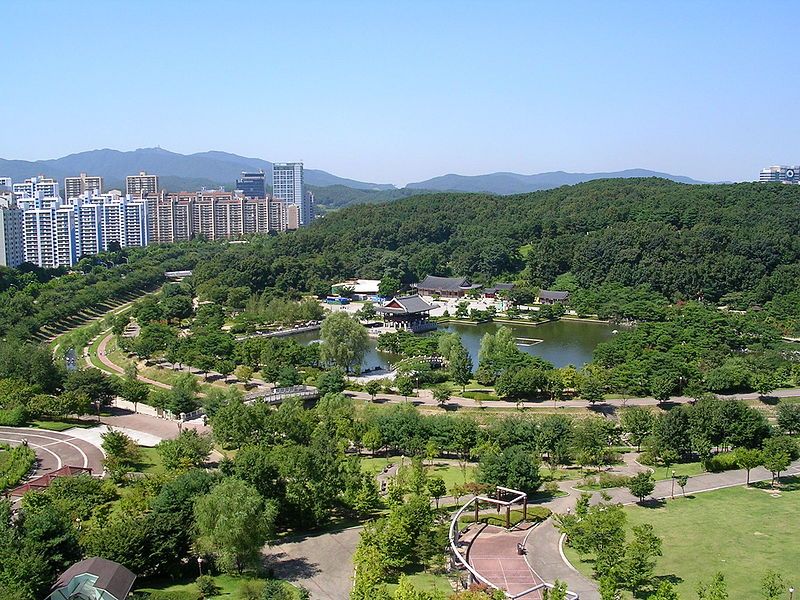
top-left (361, 457), bottom-right (477, 491)
top-left (30, 418), bottom-right (98, 431)
top-left (134, 446), bottom-right (166, 475)
top-left (385, 572), bottom-right (453, 595)
top-left (564, 478), bottom-right (800, 598)
top-left (135, 574), bottom-right (302, 598)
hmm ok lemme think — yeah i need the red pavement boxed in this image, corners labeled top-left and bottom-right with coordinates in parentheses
top-left (467, 525), bottom-right (543, 599)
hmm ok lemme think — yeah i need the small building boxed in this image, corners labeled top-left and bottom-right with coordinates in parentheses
top-left (484, 282), bottom-right (515, 298)
top-left (414, 275), bottom-right (481, 298)
top-left (537, 289), bottom-right (570, 305)
top-left (47, 557), bottom-right (136, 600)
top-left (377, 295), bottom-right (437, 332)
top-left (331, 279), bottom-right (381, 300)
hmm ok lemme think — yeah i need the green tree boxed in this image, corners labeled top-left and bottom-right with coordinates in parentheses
top-left (100, 429), bottom-right (141, 481)
top-left (396, 376), bottom-right (414, 399)
top-left (426, 476), bottom-right (447, 509)
top-left (620, 523), bottom-right (662, 594)
top-left (194, 479), bottom-right (276, 573)
top-left (675, 474), bottom-right (688, 496)
top-left (761, 438), bottom-right (791, 487)
top-left (320, 312), bottom-right (369, 373)
top-left (317, 367), bottom-right (346, 396)
top-left (432, 386), bottom-right (450, 407)
top-left (364, 380), bottom-right (381, 402)
top-left (647, 581), bottom-right (680, 600)
top-left (157, 429), bottom-right (212, 471)
top-left (760, 570), bottom-right (786, 600)
top-left (628, 472), bottom-right (655, 503)
top-left (776, 401), bottom-right (800, 435)
top-left (64, 368), bottom-right (117, 406)
top-left (733, 447), bottom-right (762, 486)
top-left (120, 378), bottom-right (149, 412)
top-left (449, 343), bottom-right (473, 392)
top-left (620, 407), bottom-right (655, 451)
top-left (378, 276), bottom-right (401, 298)
top-left (697, 572), bottom-right (728, 600)
top-left (196, 575), bottom-right (221, 598)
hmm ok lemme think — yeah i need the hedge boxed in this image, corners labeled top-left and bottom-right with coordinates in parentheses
top-left (0, 443), bottom-right (36, 491)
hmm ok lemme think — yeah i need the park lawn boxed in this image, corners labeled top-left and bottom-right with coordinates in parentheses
top-left (651, 460), bottom-right (707, 481)
top-left (136, 574), bottom-right (302, 598)
top-left (134, 446), bottom-right (165, 474)
top-left (426, 461), bottom-right (476, 489)
top-left (564, 479), bottom-right (800, 599)
top-left (385, 572), bottom-right (453, 595)
top-left (30, 418), bottom-right (97, 431)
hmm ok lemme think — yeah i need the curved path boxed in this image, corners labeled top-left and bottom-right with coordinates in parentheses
top-left (524, 458), bottom-right (800, 600)
top-left (466, 524), bottom-right (543, 598)
top-left (0, 426), bottom-right (105, 477)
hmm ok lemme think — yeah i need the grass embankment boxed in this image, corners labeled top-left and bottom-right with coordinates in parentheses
top-left (564, 479), bottom-right (800, 598)
top-left (135, 574), bottom-right (302, 599)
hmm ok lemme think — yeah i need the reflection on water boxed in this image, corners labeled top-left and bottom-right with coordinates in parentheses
top-left (291, 319), bottom-right (616, 371)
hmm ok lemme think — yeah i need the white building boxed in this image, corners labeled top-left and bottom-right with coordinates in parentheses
top-left (13, 175), bottom-right (60, 199)
top-left (0, 206), bottom-right (24, 267)
top-left (759, 165), bottom-right (800, 184)
top-left (126, 171), bottom-right (159, 196)
top-left (23, 203), bottom-right (77, 268)
top-left (272, 162), bottom-right (313, 227)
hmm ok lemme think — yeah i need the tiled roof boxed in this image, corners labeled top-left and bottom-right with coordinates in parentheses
top-left (377, 294), bottom-right (436, 314)
top-left (52, 558), bottom-right (136, 600)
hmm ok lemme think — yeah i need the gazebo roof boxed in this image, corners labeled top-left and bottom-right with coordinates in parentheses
top-left (51, 557), bottom-right (136, 600)
top-left (377, 295), bottom-right (437, 315)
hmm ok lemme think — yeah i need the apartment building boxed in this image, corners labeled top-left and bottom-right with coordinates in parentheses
top-left (13, 176), bottom-right (60, 199)
top-left (759, 165), bottom-right (800, 184)
top-left (64, 173), bottom-right (103, 199)
top-left (126, 171), bottom-right (159, 196)
top-left (23, 204), bottom-right (77, 268)
top-left (0, 206), bottom-right (24, 267)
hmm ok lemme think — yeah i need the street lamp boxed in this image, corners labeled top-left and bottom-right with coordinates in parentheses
top-left (789, 586), bottom-right (794, 600)
top-left (197, 556), bottom-right (204, 576)
top-left (671, 470), bottom-right (676, 499)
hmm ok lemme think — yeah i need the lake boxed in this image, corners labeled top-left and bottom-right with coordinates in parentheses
top-left (293, 319), bottom-right (616, 371)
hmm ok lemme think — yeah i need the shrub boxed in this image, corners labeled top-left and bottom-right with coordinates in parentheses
top-left (147, 592), bottom-right (201, 600)
top-left (0, 406), bottom-right (29, 426)
top-left (707, 452), bottom-right (738, 473)
top-left (195, 576), bottom-right (220, 598)
top-left (580, 473), bottom-right (631, 489)
top-left (0, 444), bottom-right (36, 491)
top-left (637, 451), bottom-right (657, 466)
top-left (462, 391), bottom-right (500, 402)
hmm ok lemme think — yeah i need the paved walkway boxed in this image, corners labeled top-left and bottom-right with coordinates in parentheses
top-left (0, 426), bottom-right (105, 476)
top-left (524, 458), bottom-right (800, 599)
top-left (262, 527), bottom-right (362, 600)
top-left (466, 524), bottom-right (543, 598)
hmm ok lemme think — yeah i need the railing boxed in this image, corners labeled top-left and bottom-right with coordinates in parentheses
top-left (448, 496), bottom-right (580, 599)
top-left (244, 385), bottom-right (320, 405)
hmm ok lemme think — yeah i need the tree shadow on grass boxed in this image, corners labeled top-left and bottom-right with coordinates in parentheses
top-left (639, 498), bottom-right (667, 509)
top-left (632, 574), bottom-right (684, 598)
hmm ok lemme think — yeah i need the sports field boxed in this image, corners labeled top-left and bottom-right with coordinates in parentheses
top-left (564, 478), bottom-right (800, 598)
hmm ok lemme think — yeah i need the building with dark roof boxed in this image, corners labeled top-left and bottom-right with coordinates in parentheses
top-left (536, 289), bottom-right (570, 305)
top-left (47, 557), bottom-right (136, 600)
top-left (377, 295), bottom-right (437, 332)
top-left (484, 282), bottom-right (515, 298)
top-left (414, 275), bottom-right (481, 298)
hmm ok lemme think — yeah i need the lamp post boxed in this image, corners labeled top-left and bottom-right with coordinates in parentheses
top-left (197, 556), bottom-right (204, 576)
top-left (671, 470), bottom-right (676, 499)
top-left (789, 586), bottom-right (794, 600)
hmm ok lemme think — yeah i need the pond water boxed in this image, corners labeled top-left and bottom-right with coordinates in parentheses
top-left (292, 319), bottom-right (616, 371)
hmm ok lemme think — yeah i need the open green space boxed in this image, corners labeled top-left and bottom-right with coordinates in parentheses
top-left (134, 446), bottom-right (166, 475)
top-left (135, 574), bottom-right (303, 599)
top-left (385, 572), bottom-right (454, 595)
top-left (360, 457), bottom-right (476, 490)
top-left (30, 418), bottom-right (98, 431)
top-left (564, 479), bottom-right (800, 598)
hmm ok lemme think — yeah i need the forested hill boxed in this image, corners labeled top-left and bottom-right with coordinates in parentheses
top-left (198, 178), bottom-right (800, 307)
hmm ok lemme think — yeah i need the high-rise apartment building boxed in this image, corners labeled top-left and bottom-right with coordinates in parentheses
top-left (272, 162), bottom-right (313, 226)
top-left (0, 207), bottom-right (24, 267)
top-left (23, 204), bottom-right (77, 268)
top-left (0, 177), bottom-right (12, 191)
top-left (13, 176), bottom-right (60, 199)
top-left (126, 171), bottom-right (159, 196)
top-left (236, 171), bottom-right (267, 199)
top-left (65, 173), bottom-right (103, 199)
top-left (759, 165), bottom-right (800, 184)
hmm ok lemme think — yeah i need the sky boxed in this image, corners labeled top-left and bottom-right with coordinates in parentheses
top-left (2, 1), bottom-right (798, 186)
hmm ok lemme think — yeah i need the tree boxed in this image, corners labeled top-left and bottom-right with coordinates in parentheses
top-left (427, 476), bottom-right (447, 509)
top-left (194, 479), bottom-right (276, 573)
top-left (647, 581), bottom-right (680, 600)
top-left (733, 447), bottom-right (762, 486)
top-left (64, 368), bottom-right (117, 406)
top-left (760, 570), bottom-right (786, 600)
top-left (542, 580), bottom-right (569, 600)
top-left (761, 438), bottom-right (791, 487)
top-left (396, 376), bottom-right (414, 400)
top-left (675, 474), bottom-right (688, 496)
top-left (363, 427), bottom-right (383, 456)
top-left (697, 572), bottom-right (728, 600)
top-left (320, 312), bottom-right (369, 373)
top-left (579, 374), bottom-right (605, 404)
top-left (196, 575), bottom-right (221, 599)
top-left (157, 430), bottom-right (212, 471)
top-left (317, 367), bottom-right (346, 397)
top-left (234, 365), bottom-right (253, 386)
top-left (478, 445), bottom-right (542, 494)
top-left (627, 472), bottom-right (655, 503)
top-left (620, 523), bottom-right (662, 594)
top-left (432, 386), bottom-right (450, 407)
top-left (120, 378), bottom-right (149, 412)
top-left (620, 407), bottom-right (655, 451)
top-left (101, 429), bottom-right (141, 481)
top-left (364, 380), bottom-right (381, 402)
top-left (776, 401), bottom-right (800, 435)
top-left (449, 343), bottom-right (473, 392)
top-left (378, 276), bottom-right (401, 298)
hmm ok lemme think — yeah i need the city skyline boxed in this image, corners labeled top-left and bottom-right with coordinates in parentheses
top-left (3, 1), bottom-right (799, 186)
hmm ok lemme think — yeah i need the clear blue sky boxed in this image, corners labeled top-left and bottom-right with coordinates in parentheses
top-left (3, 1), bottom-right (798, 185)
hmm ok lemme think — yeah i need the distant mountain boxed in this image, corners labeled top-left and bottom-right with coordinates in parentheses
top-left (0, 147), bottom-right (395, 191)
top-left (406, 169), bottom-right (708, 194)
